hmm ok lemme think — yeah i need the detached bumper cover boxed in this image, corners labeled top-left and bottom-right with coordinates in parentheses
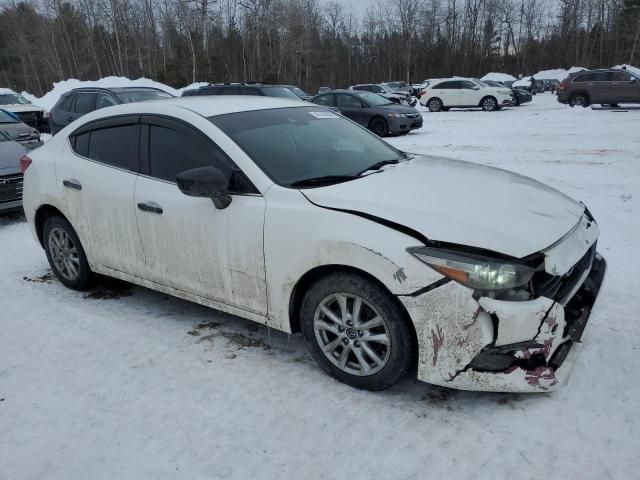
top-left (400, 253), bottom-right (606, 393)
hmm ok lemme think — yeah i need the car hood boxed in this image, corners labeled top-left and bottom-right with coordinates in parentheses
top-left (378, 104), bottom-right (420, 115)
top-left (2, 104), bottom-right (44, 113)
top-left (301, 155), bottom-right (585, 258)
top-left (0, 123), bottom-right (38, 140)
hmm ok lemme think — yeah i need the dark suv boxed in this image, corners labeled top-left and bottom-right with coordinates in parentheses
top-left (557, 69), bottom-right (640, 107)
top-left (49, 87), bottom-right (173, 134)
top-left (181, 83), bottom-right (301, 100)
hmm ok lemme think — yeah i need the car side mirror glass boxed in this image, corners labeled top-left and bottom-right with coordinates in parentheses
top-left (176, 166), bottom-right (232, 210)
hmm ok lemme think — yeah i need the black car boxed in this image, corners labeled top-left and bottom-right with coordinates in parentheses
top-left (181, 83), bottom-right (301, 100)
top-left (49, 87), bottom-right (174, 135)
top-left (0, 131), bottom-right (27, 214)
top-left (0, 109), bottom-right (42, 149)
top-left (312, 89), bottom-right (422, 137)
top-left (484, 80), bottom-right (532, 105)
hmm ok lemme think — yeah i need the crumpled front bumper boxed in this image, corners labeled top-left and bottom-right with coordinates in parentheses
top-left (399, 253), bottom-right (606, 393)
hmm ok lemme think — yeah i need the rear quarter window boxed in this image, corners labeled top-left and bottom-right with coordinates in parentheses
top-left (87, 124), bottom-right (139, 170)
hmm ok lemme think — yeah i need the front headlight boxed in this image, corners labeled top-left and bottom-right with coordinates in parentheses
top-left (388, 113), bottom-right (407, 118)
top-left (407, 246), bottom-right (535, 290)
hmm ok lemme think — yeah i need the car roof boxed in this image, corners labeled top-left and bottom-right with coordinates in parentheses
top-left (65, 86), bottom-right (168, 94)
top-left (130, 95), bottom-right (307, 117)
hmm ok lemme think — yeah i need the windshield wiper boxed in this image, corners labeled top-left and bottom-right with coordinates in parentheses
top-left (357, 159), bottom-right (401, 176)
top-left (290, 175), bottom-right (358, 188)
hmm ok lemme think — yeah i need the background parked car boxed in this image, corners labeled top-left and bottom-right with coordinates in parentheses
top-left (419, 78), bottom-right (513, 111)
top-left (182, 83), bottom-right (301, 100)
top-left (557, 68), bottom-right (640, 107)
top-left (383, 81), bottom-right (412, 96)
top-left (317, 86), bottom-right (333, 95)
top-left (0, 89), bottom-right (49, 133)
top-left (50, 87), bottom-right (174, 134)
top-left (349, 84), bottom-right (416, 106)
top-left (483, 80), bottom-right (532, 105)
top-left (312, 89), bottom-right (422, 136)
top-left (0, 131), bottom-right (27, 214)
top-left (283, 85), bottom-right (313, 101)
top-left (0, 109), bottom-right (43, 149)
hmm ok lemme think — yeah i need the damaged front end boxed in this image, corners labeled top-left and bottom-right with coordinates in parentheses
top-left (400, 213), bottom-right (607, 393)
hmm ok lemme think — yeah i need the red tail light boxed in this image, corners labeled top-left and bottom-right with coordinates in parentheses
top-left (20, 155), bottom-right (32, 173)
top-left (558, 82), bottom-right (566, 91)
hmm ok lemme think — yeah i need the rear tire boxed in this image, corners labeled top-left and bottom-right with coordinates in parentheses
top-left (570, 94), bottom-right (589, 107)
top-left (369, 117), bottom-right (389, 137)
top-left (427, 98), bottom-right (443, 112)
top-left (300, 272), bottom-right (414, 391)
top-left (43, 215), bottom-right (92, 290)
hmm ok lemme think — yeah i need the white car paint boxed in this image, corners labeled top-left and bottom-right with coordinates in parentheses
top-left (420, 77), bottom-right (513, 109)
top-left (23, 96), bottom-right (605, 392)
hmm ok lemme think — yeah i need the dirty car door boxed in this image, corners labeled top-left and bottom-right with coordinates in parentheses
top-left (134, 116), bottom-right (268, 316)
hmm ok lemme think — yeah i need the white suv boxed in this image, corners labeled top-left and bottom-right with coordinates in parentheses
top-left (419, 78), bottom-right (514, 111)
top-left (22, 96), bottom-right (605, 393)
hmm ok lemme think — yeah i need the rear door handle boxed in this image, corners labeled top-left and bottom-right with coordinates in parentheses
top-left (137, 202), bottom-right (163, 215)
top-left (63, 179), bottom-right (82, 191)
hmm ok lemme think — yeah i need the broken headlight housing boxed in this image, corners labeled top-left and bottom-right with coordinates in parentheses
top-left (407, 246), bottom-right (535, 290)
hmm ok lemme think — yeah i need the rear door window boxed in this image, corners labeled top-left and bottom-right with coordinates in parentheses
top-left (74, 93), bottom-right (96, 114)
top-left (336, 94), bottom-right (363, 108)
top-left (313, 94), bottom-right (335, 107)
top-left (87, 124), bottom-right (140, 170)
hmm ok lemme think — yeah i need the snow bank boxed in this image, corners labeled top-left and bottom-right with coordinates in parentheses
top-left (534, 67), bottom-right (586, 81)
top-left (512, 76), bottom-right (532, 87)
top-left (0, 88), bottom-right (17, 95)
top-left (21, 77), bottom-right (189, 111)
top-left (481, 72), bottom-right (517, 82)
top-left (613, 64), bottom-right (640, 76)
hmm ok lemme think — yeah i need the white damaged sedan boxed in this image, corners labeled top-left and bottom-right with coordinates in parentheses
top-left (22, 97), bottom-right (606, 392)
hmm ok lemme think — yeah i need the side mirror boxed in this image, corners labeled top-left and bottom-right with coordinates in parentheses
top-left (631, 77), bottom-right (638, 83)
top-left (176, 166), bottom-right (232, 210)
top-left (472, 86), bottom-right (480, 90)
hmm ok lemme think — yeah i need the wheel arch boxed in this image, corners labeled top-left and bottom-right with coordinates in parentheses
top-left (288, 264), bottom-right (418, 356)
top-left (34, 204), bottom-right (68, 247)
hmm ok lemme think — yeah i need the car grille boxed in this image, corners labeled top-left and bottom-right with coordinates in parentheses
top-left (0, 173), bottom-right (23, 205)
top-left (530, 244), bottom-right (596, 301)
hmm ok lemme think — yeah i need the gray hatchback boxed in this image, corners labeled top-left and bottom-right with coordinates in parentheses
top-left (312, 90), bottom-right (422, 137)
top-left (557, 68), bottom-right (640, 107)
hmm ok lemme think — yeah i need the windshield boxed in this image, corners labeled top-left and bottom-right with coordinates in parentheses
top-left (473, 79), bottom-right (490, 87)
top-left (264, 87), bottom-right (300, 99)
top-left (115, 90), bottom-right (173, 103)
top-left (0, 94), bottom-right (31, 106)
top-left (379, 84), bottom-right (395, 93)
top-left (209, 107), bottom-right (405, 187)
top-left (0, 110), bottom-right (19, 123)
top-left (356, 92), bottom-right (394, 106)
top-left (289, 87), bottom-right (307, 97)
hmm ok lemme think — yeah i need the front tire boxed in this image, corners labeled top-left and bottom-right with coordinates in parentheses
top-left (481, 96), bottom-right (498, 111)
top-left (300, 272), bottom-right (414, 391)
top-left (43, 215), bottom-right (92, 290)
top-left (369, 117), bottom-right (389, 137)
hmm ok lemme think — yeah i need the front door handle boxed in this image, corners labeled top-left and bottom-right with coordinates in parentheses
top-left (137, 202), bottom-right (163, 215)
top-left (63, 179), bottom-right (82, 190)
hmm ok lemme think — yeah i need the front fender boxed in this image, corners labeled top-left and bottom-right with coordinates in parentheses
top-left (263, 188), bottom-right (442, 332)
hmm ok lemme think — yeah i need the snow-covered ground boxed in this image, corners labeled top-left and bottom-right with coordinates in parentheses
top-left (1, 93), bottom-right (639, 479)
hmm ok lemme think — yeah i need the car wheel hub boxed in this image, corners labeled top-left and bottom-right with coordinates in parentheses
top-left (48, 227), bottom-right (80, 281)
top-left (313, 293), bottom-right (391, 376)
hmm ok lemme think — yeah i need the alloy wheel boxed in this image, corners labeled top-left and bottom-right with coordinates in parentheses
top-left (428, 99), bottom-right (442, 112)
top-left (48, 227), bottom-right (81, 281)
top-left (482, 97), bottom-right (497, 111)
top-left (313, 293), bottom-right (391, 376)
